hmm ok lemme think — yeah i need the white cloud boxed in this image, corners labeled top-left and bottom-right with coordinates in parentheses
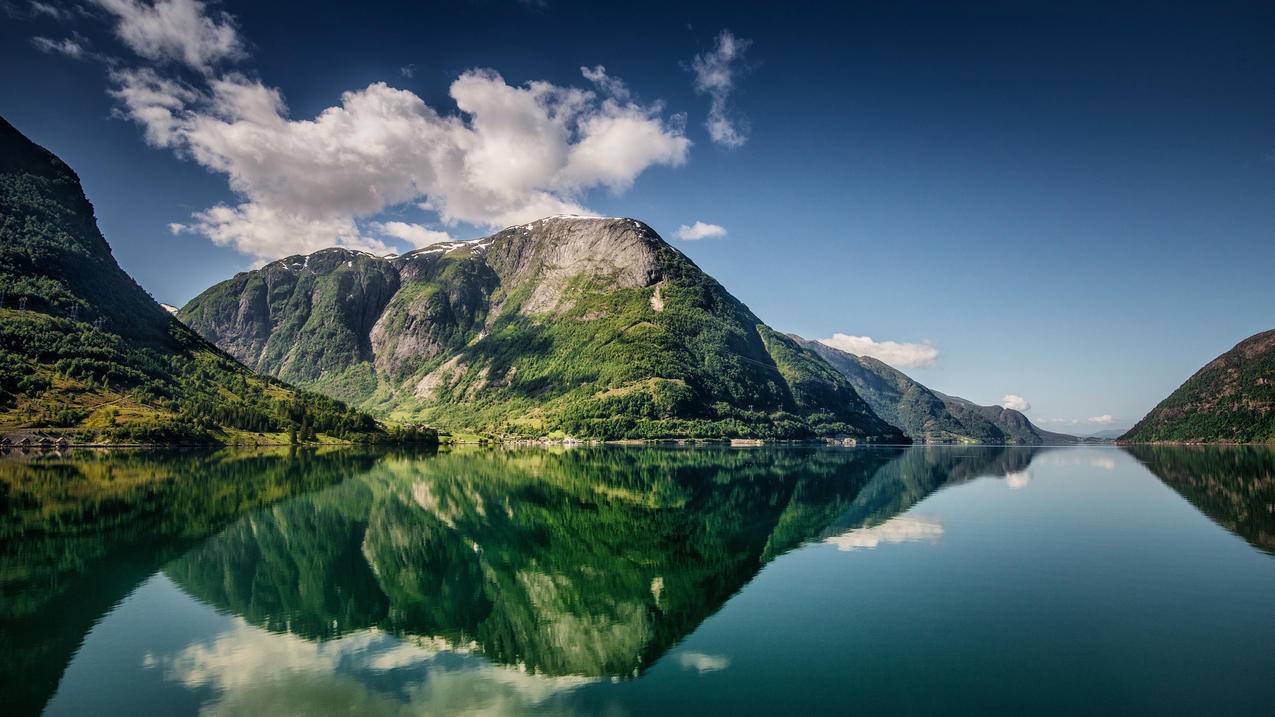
top-left (109, 64), bottom-right (690, 260)
top-left (825, 515), bottom-right (944, 551)
top-left (676, 651), bottom-right (731, 673)
top-left (371, 221), bottom-right (453, 248)
top-left (1001, 394), bottom-right (1031, 412)
top-left (148, 618), bottom-right (596, 715)
top-left (1087, 414), bottom-right (1114, 425)
top-left (90, 0), bottom-right (244, 73)
top-left (818, 332), bottom-right (939, 369)
top-left (1005, 470), bottom-right (1032, 490)
top-left (32, 35), bottom-right (88, 59)
top-left (580, 64), bottom-right (630, 102)
top-left (674, 221), bottom-right (727, 240)
top-left (690, 29), bottom-right (751, 148)
top-left (29, 1), bottom-right (71, 19)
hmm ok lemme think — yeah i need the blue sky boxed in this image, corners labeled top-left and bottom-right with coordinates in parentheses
top-left (2, 0), bottom-right (1273, 432)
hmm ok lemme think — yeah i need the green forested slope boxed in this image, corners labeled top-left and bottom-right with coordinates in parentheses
top-left (1123, 329), bottom-right (1275, 443)
top-left (182, 217), bottom-right (906, 442)
top-left (0, 116), bottom-right (387, 444)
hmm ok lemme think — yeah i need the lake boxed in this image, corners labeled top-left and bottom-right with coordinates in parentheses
top-left (2, 445), bottom-right (1274, 715)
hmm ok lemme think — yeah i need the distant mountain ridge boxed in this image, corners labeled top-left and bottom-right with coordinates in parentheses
top-left (1123, 329), bottom-right (1275, 443)
top-left (792, 335), bottom-right (1077, 444)
top-left (180, 217), bottom-right (906, 442)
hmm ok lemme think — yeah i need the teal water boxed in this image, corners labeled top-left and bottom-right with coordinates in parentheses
top-left (2, 445), bottom-right (1274, 715)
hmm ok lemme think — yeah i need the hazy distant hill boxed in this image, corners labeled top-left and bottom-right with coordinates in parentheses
top-left (1123, 329), bottom-right (1275, 443)
top-left (793, 336), bottom-right (1077, 444)
top-left (180, 217), bottom-right (905, 442)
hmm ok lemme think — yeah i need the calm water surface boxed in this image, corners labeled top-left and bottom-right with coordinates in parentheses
top-left (2, 445), bottom-right (1274, 715)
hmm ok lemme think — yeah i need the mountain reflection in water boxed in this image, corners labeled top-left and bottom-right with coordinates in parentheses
top-left (3, 444), bottom-right (1274, 715)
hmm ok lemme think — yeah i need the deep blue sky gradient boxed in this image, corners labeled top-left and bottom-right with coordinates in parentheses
top-left (2, 0), bottom-right (1273, 429)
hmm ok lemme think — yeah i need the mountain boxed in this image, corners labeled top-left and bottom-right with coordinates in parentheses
top-left (180, 216), bottom-right (906, 442)
top-left (161, 446), bottom-right (1036, 680)
top-left (1087, 428), bottom-right (1127, 440)
top-left (791, 336), bottom-right (1077, 444)
top-left (1122, 329), bottom-right (1275, 443)
top-left (0, 116), bottom-right (389, 444)
top-left (1126, 445), bottom-right (1275, 554)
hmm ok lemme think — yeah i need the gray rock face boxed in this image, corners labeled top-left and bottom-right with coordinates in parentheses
top-left (180, 215), bottom-right (906, 441)
top-left (184, 216), bottom-right (668, 382)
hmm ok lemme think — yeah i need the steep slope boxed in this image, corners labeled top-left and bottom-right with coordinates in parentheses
top-left (932, 392), bottom-right (1077, 444)
top-left (1122, 329), bottom-right (1275, 443)
top-left (792, 335), bottom-right (1076, 444)
top-left (181, 217), bottom-right (905, 442)
top-left (0, 116), bottom-right (385, 443)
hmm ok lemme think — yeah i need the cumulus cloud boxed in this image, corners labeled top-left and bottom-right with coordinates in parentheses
top-left (1087, 414), bottom-right (1114, 425)
top-left (818, 333), bottom-right (939, 369)
top-left (674, 221), bottom-right (726, 240)
top-left (824, 515), bottom-right (944, 551)
top-left (147, 617), bottom-right (595, 714)
top-left (1001, 394), bottom-right (1031, 412)
top-left (109, 63), bottom-right (690, 260)
top-left (90, 0), bottom-right (244, 73)
top-left (371, 221), bottom-right (453, 248)
top-left (690, 29), bottom-right (751, 148)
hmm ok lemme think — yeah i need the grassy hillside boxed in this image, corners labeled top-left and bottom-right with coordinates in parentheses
top-left (183, 218), bottom-right (906, 442)
top-left (0, 116), bottom-right (396, 444)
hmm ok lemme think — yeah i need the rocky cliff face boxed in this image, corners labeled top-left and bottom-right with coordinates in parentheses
top-left (181, 216), bottom-right (906, 441)
top-left (793, 335), bottom-right (1077, 444)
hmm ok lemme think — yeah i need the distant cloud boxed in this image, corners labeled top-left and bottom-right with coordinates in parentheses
top-left (818, 333), bottom-right (939, 369)
top-left (580, 64), bottom-right (631, 102)
top-left (32, 34), bottom-right (89, 59)
top-left (825, 515), bottom-right (944, 551)
top-left (1005, 470), bottom-right (1032, 490)
top-left (1001, 394), bottom-right (1031, 412)
top-left (90, 0), bottom-right (244, 73)
top-left (399, 63), bottom-right (415, 79)
top-left (371, 221), bottom-right (453, 248)
top-left (689, 29), bottom-right (751, 148)
top-left (676, 652), bottom-right (731, 674)
top-left (1037, 415), bottom-right (1121, 428)
top-left (674, 221), bottom-right (726, 240)
top-left (29, 1), bottom-right (70, 19)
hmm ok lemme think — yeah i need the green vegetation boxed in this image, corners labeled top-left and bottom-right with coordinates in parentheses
top-left (1126, 444), bottom-right (1275, 554)
top-left (0, 116), bottom-right (404, 444)
top-left (794, 335), bottom-right (1076, 444)
top-left (0, 444), bottom-right (1049, 712)
top-left (165, 447), bottom-right (907, 674)
top-left (183, 218), bottom-right (906, 442)
top-left (1122, 329), bottom-right (1275, 443)
top-left (0, 447), bottom-right (392, 715)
